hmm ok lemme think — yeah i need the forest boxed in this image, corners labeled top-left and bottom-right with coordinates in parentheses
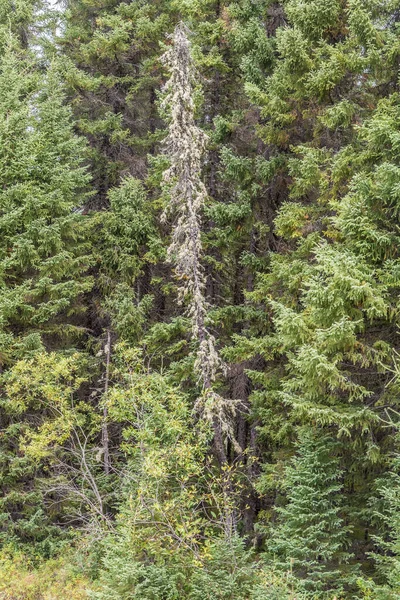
top-left (1, 0), bottom-right (400, 598)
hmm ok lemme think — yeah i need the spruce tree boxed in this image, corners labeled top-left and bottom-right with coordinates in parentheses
top-left (365, 437), bottom-right (400, 598)
top-left (375, 459), bottom-right (400, 593)
top-left (231, 0), bottom-right (400, 579)
top-left (61, 0), bottom-right (179, 207)
top-left (270, 429), bottom-right (353, 596)
top-left (0, 46), bottom-right (92, 361)
top-left (5, 0), bottom-right (400, 593)
top-left (0, 33), bottom-right (93, 548)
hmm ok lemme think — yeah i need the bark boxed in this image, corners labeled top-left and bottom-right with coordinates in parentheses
top-left (101, 329), bottom-right (111, 475)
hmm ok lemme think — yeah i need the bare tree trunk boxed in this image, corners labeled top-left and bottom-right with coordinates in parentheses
top-left (161, 24), bottom-right (240, 540)
top-left (102, 329), bottom-right (111, 475)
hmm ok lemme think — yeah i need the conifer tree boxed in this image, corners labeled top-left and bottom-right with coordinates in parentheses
top-left (375, 461), bottom-right (400, 593)
top-left (0, 31), bottom-right (94, 547)
top-left (160, 23), bottom-right (237, 467)
top-left (231, 0), bottom-right (400, 575)
top-left (0, 46), bottom-right (92, 361)
top-left (366, 436), bottom-right (400, 597)
top-left (61, 0), bottom-right (179, 207)
top-left (270, 429), bottom-right (353, 596)
top-left (6, 0), bottom-right (400, 593)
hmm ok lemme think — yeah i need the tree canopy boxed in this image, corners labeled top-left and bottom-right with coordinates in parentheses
top-left (2, 1), bottom-right (400, 599)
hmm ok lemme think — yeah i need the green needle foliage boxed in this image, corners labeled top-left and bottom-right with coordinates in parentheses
top-left (3, 0), bottom-right (400, 598)
top-left (0, 44), bottom-right (92, 361)
top-left (0, 9), bottom-right (94, 556)
top-left (269, 429), bottom-right (354, 597)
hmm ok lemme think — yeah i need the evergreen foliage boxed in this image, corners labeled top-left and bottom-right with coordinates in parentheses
top-left (0, 48), bottom-right (92, 360)
top-left (269, 429), bottom-right (354, 596)
top-left (3, 0), bottom-right (400, 598)
top-left (0, 9), bottom-right (93, 555)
